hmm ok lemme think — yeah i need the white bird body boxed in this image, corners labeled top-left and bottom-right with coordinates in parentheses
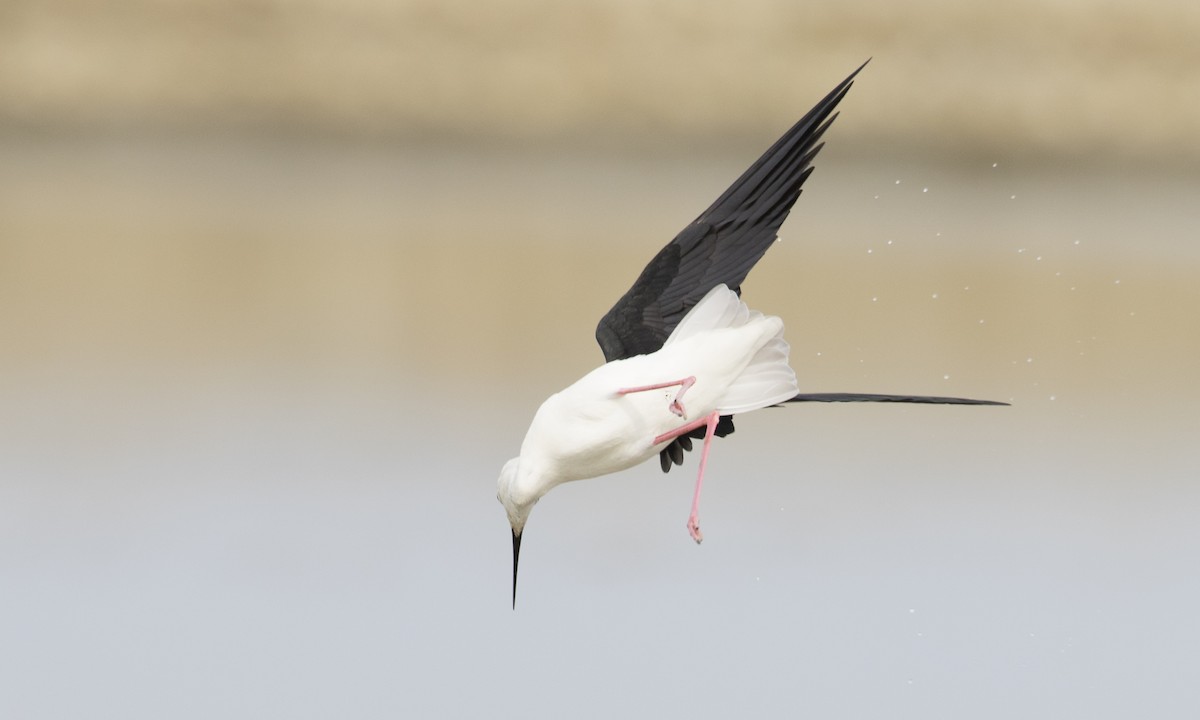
top-left (497, 62), bottom-right (1003, 606)
top-left (498, 285), bottom-right (798, 533)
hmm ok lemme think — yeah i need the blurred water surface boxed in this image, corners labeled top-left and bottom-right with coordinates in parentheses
top-left (1, 131), bottom-right (1198, 717)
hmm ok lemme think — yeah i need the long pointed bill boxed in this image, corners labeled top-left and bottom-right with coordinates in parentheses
top-left (512, 529), bottom-right (522, 609)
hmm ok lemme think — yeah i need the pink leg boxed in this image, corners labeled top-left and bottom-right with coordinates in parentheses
top-left (652, 412), bottom-right (710, 445)
top-left (654, 411), bottom-right (720, 544)
top-left (686, 411), bottom-right (720, 544)
top-left (617, 376), bottom-right (696, 418)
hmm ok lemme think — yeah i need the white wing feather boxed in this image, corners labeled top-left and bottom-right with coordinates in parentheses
top-left (663, 284), bottom-right (798, 415)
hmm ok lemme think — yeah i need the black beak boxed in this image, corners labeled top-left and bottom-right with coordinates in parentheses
top-left (512, 528), bottom-right (522, 609)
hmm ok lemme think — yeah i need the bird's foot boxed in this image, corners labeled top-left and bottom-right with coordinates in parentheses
top-left (617, 376), bottom-right (696, 419)
top-left (687, 516), bottom-right (703, 544)
top-left (668, 399), bottom-right (686, 418)
top-left (668, 376), bottom-right (695, 418)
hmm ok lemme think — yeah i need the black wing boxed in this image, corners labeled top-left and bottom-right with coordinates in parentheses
top-left (595, 61), bottom-right (866, 363)
top-left (595, 62), bottom-right (868, 473)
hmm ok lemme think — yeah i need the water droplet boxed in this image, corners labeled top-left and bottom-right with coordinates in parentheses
top-left (922, 187), bottom-right (929, 193)
top-left (943, 374), bottom-right (950, 380)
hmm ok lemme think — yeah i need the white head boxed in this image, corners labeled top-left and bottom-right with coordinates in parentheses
top-left (496, 456), bottom-right (544, 608)
top-left (496, 457), bottom-right (539, 534)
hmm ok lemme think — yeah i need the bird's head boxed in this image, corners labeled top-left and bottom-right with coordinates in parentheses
top-left (497, 457), bottom-right (538, 534)
top-left (497, 457), bottom-right (540, 608)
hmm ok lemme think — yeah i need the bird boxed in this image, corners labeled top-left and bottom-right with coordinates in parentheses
top-left (496, 61), bottom-right (1006, 607)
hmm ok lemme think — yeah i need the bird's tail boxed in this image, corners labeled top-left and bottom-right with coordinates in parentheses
top-left (717, 330), bottom-right (800, 414)
top-left (665, 285), bottom-right (800, 415)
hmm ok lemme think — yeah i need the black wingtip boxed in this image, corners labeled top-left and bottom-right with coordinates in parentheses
top-left (827, 58), bottom-right (870, 102)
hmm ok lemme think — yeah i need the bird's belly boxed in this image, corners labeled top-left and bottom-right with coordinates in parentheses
top-left (532, 389), bottom-right (702, 482)
top-left (528, 333), bottom-right (773, 483)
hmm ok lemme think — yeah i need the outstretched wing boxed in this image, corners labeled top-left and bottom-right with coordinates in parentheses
top-left (596, 62), bottom-right (868, 473)
top-left (595, 61), bottom-right (866, 363)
